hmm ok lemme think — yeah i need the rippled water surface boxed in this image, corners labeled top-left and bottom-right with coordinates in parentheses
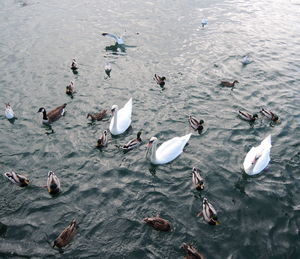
top-left (1, 0), bottom-right (300, 258)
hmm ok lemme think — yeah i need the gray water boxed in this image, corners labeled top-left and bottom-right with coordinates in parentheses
top-left (0, 0), bottom-right (300, 258)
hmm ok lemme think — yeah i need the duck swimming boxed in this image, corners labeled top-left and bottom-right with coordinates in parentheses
top-left (154, 74), bottom-right (166, 87)
top-left (188, 116), bottom-right (204, 132)
top-left (143, 215), bottom-right (171, 231)
top-left (241, 55), bottom-right (252, 65)
top-left (47, 171), bottom-right (61, 195)
top-left (4, 172), bottom-right (29, 187)
top-left (198, 198), bottom-right (220, 225)
top-left (238, 111), bottom-right (258, 122)
top-left (260, 108), bottom-right (279, 122)
top-left (102, 33), bottom-right (124, 45)
top-left (243, 135), bottom-right (272, 175)
top-left (70, 59), bottom-right (78, 70)
top-left (37, 104), bottom-right (67, 125)
top-left (220, 80), bottom-right (239, 88)
top-left (66, 81), bottom-right (75, 96)
top-left (120, 131), bottom-right (142, 150)
top-left (182, 243), bottom-right (205, 259)
top-left (201, 18), bottom-right (208, 27)
top-left (97, 130), bottom-right (108, 148)
top-left (5, 103), bottom-right (14, 119)
top-left (105, 63), bottom-right (112, 77)
top-left (146, 133), bottom-right (192, 165)
top-left (53, 219), bottom-right (77, 249)
top-left (192, 167), bottom-right (204, 190)
top-left (109, 98), bottom-right (132, 135)
top-left (87, 110), bottom-right (107, 121)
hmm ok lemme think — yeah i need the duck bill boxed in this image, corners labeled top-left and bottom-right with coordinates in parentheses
top-left (215, 220), bottom-right (220, 225)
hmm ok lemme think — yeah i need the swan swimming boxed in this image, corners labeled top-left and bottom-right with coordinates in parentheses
top-left (109, 98), bottom-right (132, 135)
top-left (243, 135), bottom-right (272, 175)
top-left (146, 133), bottom-right (192, 165)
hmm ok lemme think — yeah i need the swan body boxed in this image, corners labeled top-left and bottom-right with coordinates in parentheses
top-left (243, 135), bottom-right (272, 175)
top-left (4, 172), bottom-right (29, 187)
top-left (143, 216), bottom-right (171, 231)
top-left (47, 171), bottom-right (61, 195)
top-left (109, 98), bottom-right (132, 135)
top-left (198, 198), bottom-right (220, 225)
top-left (53, 219), bottom-right (77, 249)
top-left (102, 33), bottom-right (124, 45)
top-left (146, 133), bottom-right (192, 165)
top-left (5, 103), bottom-right (14, 119)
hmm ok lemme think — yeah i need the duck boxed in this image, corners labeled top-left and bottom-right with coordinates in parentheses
top-left (192, 167), bottom-right (204, 190)
top-left (5, 103), bottom-right (14, 119)
top-left (143, 215), bottom-right (171, 232)
top-left (53, 219), bottom-right (77, 249)
top-left (197, 198), bottom-right (220, 225)
top-left (97, 130), bottom-right (108, 148)
top-left (243, 135), bottom-right (272, 175)
top-left (154, 74), bottom-right (166, 87)
top-left (241, 55), bottom-right (252, 65)
top-left (105, 63), bottom-right (112, 77)
top-left (260, 108), bottom-right (279, 122)
top-left (87, 110), bottom-right (107, 121)
top-left (146, 133), bottom-right (192, 165)
top-left (47, 171), bottom-right (61, 195)
top-left (201, 18), bottom-right (208, 27)
top-left (4, 172), bottom-right (29, 187)
top-left (238, 111), bottom-right (258, 122)
top-left (120, 131), bottom-right (142, 150)
top-left (37, 103), bottom-right (67, 124)
top-left (109, 98), bottom-right (132, 135)
top-left (188, 116), bottom-right (204, 132)
top-left (220, 80), bottom-right (239, 87)
top-left (70, 59), bottom-right (78, 70)
top-left (181, 243), bottom-right (205, 259)
top-left (66, 81), bottom-right (75, 96)
top-left (102, 33), bottom-right (124, 45)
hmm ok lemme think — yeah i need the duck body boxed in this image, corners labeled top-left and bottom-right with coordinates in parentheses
top-left (154, 74), bottom-right (166, 87)
top-left (147, 133), bottom-right (192, 165)
top-left (192, 167), bottom-right (204, 190)
top-left (97, 130), bottom-right (108, 148)
top-left (121, 131), bottom-right (142, 150)
top-left (66, 81), bottom-right (75, 96)
top-left (102, 33), bottom-right (124, 45)
top-left (105, 63), bottom-right (112, 77)
top-left (243, 135), bottom-right (272, 175)
top-left (47, 171), bottom-right (61, 195)
top-left (201, 18), bottom-right (208, 27)
top-left (188, 116), bottom-right (204, 131)
top-left (5, 103), bottom-right (14, 119)
top-left (238, 111), bottom-right (258, 122)
top-left (260, 108), bottom-right (279, 122)
top-left (87, 110), bottom-right (107, 121)
top-left (70, 59), bottom-right (78, 70)
top-left (198, 198), bottom-right (219, 225)
top-left (4, 172), bottom-right (29, 187)
top-left (53, 219), bottom-right (77, 249)
top-left (182, 243), bottom-right (204, 259)
top-left (37, 104), bottom-right (67, 124)
top-left (143, 216), bottom-right (171, 231)
top-left (109, 98), bottom-right (132, 135)
top-left (220, 80), bottom-right (239, 87)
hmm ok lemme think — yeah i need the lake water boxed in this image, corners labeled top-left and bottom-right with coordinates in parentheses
top-left (0, 0), bottom-right (300, 258)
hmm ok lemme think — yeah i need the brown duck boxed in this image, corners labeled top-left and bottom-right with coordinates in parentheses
top-left (143, 215), bottom-right (171, 231)
top-left (97, 130), bottom-right (108, 148)
top-left (53, 219), bottom-right (77, 249)
top-left (220, 80), bottom-right (239, 87)
top-left (37, 104), bottom-right (67, 124)
top-left (87, 110), bottom-right (107, 121)
top-left (182, 243), bottom-right (205, 259)
top-left (154, 74), bottom-right (166, 87)
top-left (66, 81), bottom-right (75, 96)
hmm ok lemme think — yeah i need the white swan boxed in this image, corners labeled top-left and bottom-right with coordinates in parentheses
top-left (109, 98), bottom-right (132, 135)
top-left (102, 33), bottom-right (124, 45)
top-left (146, 133), bottom-right (192, 165)
top-left (5, 103), bottom-right (14, 119)
top-left (243, 135), bottom-right (272, 175)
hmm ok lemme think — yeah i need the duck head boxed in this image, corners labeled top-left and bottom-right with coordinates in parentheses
top-left (137, 131), bottom-right (142, 141)
top-left (253, 114), bottom-right (258, 119)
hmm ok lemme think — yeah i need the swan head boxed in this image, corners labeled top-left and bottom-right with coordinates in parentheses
top-left (111, 105), bottom-right (118, 115)
top-left (147, 137), bottom-right (158, 148)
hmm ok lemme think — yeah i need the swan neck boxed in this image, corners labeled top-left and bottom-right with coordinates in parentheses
top-left (150, 141), bottom-right (158, 163)
top-left (112, 110), bottom-right (118, 131)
